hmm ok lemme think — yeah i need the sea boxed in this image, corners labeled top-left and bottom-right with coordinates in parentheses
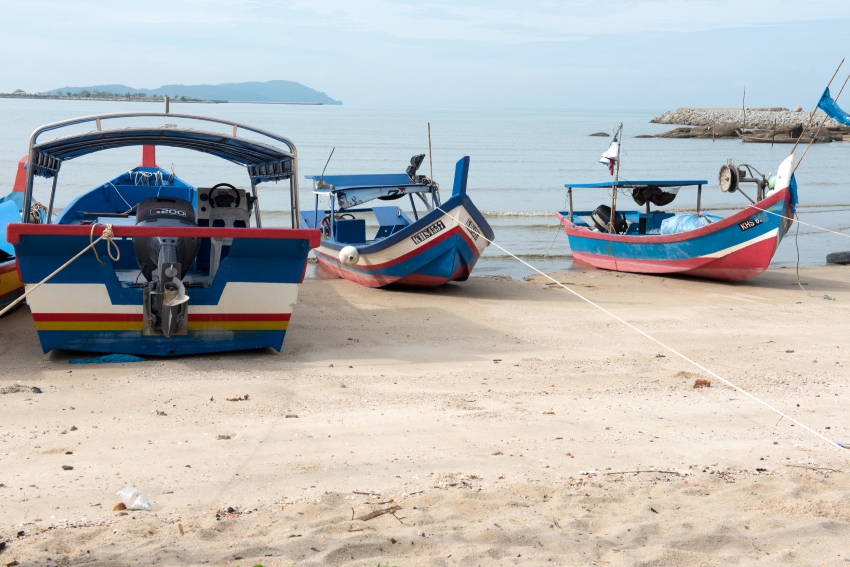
top-left (2, 98), bottom-right (847, 279)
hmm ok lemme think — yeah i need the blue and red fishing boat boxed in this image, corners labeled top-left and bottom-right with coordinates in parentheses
top-left (556, 153), bottom-right (797, 282)
top-left (303, 155), bottom-right (493, 287)
top-left (6, 110), bottom-right (319, 355)
top-left (1, 157), bottom-right (44, 314)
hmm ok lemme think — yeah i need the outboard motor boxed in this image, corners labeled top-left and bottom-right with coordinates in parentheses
top-left (132, 197), bottom-right (199, 338)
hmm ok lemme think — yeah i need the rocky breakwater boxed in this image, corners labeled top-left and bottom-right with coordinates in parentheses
top-left (651, 107), bottom-right (844, 128)
top-left (649, 107), bottom-right (848, 141)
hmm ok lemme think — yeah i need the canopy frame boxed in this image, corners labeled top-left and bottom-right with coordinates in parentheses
top-left (22, 112), bottom-right (302, 228)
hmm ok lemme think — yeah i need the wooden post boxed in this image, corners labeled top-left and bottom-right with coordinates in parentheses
top-left (772, 117), bottom-right (776, 147)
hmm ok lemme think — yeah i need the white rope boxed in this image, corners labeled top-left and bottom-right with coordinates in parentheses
top-left (0, 224), bottom-right (117, 318)
top-left (436, 205), bottom-right (849, 455)
top-left (746, 200), bottom-right (850, 239)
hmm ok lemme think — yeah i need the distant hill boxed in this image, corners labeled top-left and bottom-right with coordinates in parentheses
top-left (44, 80), bottom-right (342, 105)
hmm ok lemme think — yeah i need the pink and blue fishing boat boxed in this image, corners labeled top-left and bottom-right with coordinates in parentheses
top-left (6, 111), bottom-right (319, 355)
top-left (555, 154), bottom-right (798, 282)
top-left (303, 155), bottom-right (492, 287)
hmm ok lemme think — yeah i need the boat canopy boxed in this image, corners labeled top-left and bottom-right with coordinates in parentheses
top-left (564, 180), bottom-right (707, 188)
top-left (22, 112), bottom-right (302, 227)
top-left (306, 173), bottom-right (434, 211)
top-left (30, 116), bottom-right (295, 185)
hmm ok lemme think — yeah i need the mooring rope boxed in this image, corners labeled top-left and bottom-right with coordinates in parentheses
top-left (437, 205), bottom-right (849, 455)
top-left (0, 224), bottom-right (117, 318)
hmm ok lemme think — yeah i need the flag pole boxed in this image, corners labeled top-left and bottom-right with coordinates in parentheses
top-left (795, 72), bottom-right (850, 173)
top-left (609, 123), bottom-right (623, 233)
top-left (790, 58), bottom-right (844, 155)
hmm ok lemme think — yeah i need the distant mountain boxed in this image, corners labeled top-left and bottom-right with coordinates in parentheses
top-left (44, 80), bottom-right (342, 105)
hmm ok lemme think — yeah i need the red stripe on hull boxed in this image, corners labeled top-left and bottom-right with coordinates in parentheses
top-left (33, 313), bottom-right (143, 322)
top-left (573, 232), bottom-right (780, 282)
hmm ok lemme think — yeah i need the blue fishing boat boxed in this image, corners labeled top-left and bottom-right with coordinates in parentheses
top-left (302, 155), bottom-right (493, 287)
top-left (6, 111), bottom-right (319, 355)
top-left (556, 153), bottom-right (797, 282)
top-left (1, 157), bottom-right (45, 314)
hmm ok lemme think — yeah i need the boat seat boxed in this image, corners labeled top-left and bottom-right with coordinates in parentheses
top-left (373, 206), bottom-right (410, 239)
top-left (335, 219), bottom-right (366, 244)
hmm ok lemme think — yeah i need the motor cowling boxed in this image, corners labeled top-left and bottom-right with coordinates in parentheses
top-left (132, 197), bottom-right (199, 338)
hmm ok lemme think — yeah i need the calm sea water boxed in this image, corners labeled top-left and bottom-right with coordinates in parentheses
top-left (2, 99), bottom-right (847, 278)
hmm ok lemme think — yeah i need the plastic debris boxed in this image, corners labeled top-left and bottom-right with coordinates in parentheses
top-left (117, 486), bottom-right (152, 511)
top-left (69, 354), bottom-right (146, 365)
top-left (31, 386), bottom-right (42, 394)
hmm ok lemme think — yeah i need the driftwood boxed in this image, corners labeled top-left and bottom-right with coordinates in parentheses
top-left (606, 470), bottom-right (682, 476)
top-left (784, 464), bottom-right (841, 473)
top-left (354, 505), bottom-right (402, 522)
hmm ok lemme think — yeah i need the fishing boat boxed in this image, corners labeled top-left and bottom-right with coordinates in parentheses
top-left (6, 111), bottom-right (319, 355)
top-left (302, 155), bottom-right (493, 287)
top-left (1, 157), bottom-right (45, 314)
top-left (555, 127), bottom-right (797, 282)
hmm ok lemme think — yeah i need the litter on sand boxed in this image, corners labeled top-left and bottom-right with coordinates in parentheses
top-left (69, 354), bottom-right (146, 365)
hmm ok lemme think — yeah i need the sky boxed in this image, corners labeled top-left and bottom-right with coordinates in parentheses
top-left (0, 0), bottom-right (848, 109)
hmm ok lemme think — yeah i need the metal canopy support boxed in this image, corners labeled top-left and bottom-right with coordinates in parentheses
top-left (568, 186), bottom-right (574, 222)
top-left (697, 185), bottom-right (702, 213)
top-left (46, 176), bottom-right (59, 220)
top-left (290, 148), bottom-right (300, 228)
top-left (250, 180), bottom-right (262, 228)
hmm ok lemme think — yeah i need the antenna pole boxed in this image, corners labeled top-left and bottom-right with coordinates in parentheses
top-left (320, 147), bottom-right (335, 182)
top-left (610, 123), bottom-right (623, 234)
top-left (427, 122), bottom-right (433, 181)
top-left (790, 58), bottom-right (845, 155)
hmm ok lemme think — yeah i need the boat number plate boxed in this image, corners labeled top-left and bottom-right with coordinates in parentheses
top-left (465, 218), bottom-right (480, 241)
top-left (738, 217), bottom-right (763, 232)
top-left (411, 220), bottom-right (446, 245)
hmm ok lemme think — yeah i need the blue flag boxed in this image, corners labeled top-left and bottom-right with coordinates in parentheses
top-left (817, 87), bottom-right (850, 126)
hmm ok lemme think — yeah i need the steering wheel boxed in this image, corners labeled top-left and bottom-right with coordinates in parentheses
top-left (209, 183), bottom-right (241, 208)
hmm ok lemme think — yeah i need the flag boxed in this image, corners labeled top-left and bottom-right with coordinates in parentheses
top-left (599, 139), bottom-right (626, 176)
top-left (817, 87), bottom-right (850, 126)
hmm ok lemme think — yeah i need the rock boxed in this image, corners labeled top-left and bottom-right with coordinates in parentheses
top-left (654, 127), bottom-right (694, 139)
top-left (31, 386), bottom-right (42, 394)
top-left (216, 435), bottom-right (231, 440)
top-left (794, 106), bottom-right (803, 112)
top-left (589, 132), bottom-right (610, 137)
top-left (826, 251), bottom-right (850, 265)
top-left (62, 465), bottom-right (73, 470)
top-left (634, 134), bottom-right (654, 138)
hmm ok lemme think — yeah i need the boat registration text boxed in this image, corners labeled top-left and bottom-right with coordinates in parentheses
top-left (411, 220), bottom-right (446, 245)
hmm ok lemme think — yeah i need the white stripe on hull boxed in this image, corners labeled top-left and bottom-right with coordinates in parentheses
top-left (25, 282), bottom-right (299, 314)
top-left (315, 204), bottom-right (488, 266)
top-left (698, 228), bottom-right (778, 259)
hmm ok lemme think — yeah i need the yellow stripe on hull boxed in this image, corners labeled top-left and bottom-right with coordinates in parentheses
top-left (187, 321), bottom-right (290, 331)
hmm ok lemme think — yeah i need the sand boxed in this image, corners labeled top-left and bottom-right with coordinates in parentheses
top-left (0, 265), bottom-right (848, 566)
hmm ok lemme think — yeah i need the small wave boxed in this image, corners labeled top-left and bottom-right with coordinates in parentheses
top-left (484, 253), bottom-right (572, 260)
top-left (481, 210), bottom-right (554, 218)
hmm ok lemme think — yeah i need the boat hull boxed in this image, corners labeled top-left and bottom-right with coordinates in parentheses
top-left (557, 188), bottom-right (794, 282)
top-left (314, 195), bottom-right (492, 288)
top-left (8, 224), bottom-right (319, 356)
top-left (0, 260), bottom-right (24, 314)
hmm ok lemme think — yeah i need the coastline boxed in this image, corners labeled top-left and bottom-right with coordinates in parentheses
top-left (1, 266), bottom-right (848, 565)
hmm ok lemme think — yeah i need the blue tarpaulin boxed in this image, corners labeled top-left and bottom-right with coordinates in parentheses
top-left (817, 87), bottom-right (850, 126)
top-left (658, 213), bottom-right (724, 235)
top-left (69, 354), bottom-right (146, 364)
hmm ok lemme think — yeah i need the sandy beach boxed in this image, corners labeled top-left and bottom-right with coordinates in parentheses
top-left (1, 265), bottom-right (848, 566)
